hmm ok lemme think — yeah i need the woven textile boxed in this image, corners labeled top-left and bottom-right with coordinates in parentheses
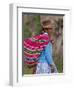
top-left (24, 33), bottom-right (50, 65)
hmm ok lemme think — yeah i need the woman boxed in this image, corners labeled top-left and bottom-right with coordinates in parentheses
top-left (35, 18), bottom-right (58, 74)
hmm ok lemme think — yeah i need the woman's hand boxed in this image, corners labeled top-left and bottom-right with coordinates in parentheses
top-left (50, 64), bottom-right (55, 73)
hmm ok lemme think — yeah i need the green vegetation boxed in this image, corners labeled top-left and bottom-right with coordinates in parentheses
top-left (54, 55), bottom-right (63, 73)
top-left (34, 15), bottom-right (42, 35)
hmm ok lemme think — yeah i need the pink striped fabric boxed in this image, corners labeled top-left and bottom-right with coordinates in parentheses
top-left (24, 33), bottom-right (50, 65)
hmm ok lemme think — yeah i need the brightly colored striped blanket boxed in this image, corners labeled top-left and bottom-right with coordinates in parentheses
top-left (24, 33), bottom-right (49, 66)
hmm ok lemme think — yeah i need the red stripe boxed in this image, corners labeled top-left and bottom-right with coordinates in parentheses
top-left (24, 51), bottom-right (39, 58)
top-left (24, 40), bottom-right (40, 48)
top-left (24, 61), bottom-right (38, 65)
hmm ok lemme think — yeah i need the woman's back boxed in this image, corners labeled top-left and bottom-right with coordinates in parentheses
top-left (39, 42), bottom-right (53, 65)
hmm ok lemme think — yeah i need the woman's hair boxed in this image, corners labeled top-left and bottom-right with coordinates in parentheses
top-left (41, 20), bottom-right (51, 27)
top-left (40, 27), bottom-right (46, 34)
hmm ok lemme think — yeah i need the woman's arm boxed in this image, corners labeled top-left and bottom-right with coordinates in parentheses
top-left (45, 42), bottom-right (53, 65)
top-left (45, 42), bottom-right (55, 73)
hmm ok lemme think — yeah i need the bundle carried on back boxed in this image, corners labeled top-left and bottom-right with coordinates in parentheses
top-left (24, 33), bottom-right (49, 66)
